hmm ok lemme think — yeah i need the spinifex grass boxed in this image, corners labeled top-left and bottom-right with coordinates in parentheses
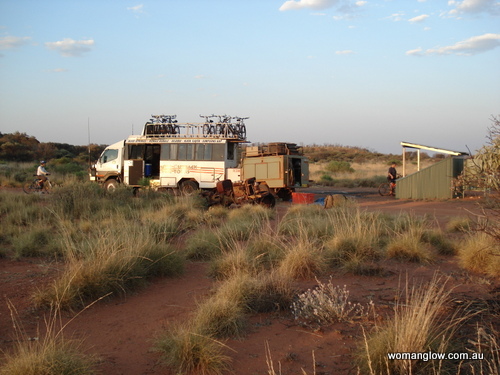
top-left (1, 302), bottom-right (95, 375)
top-left (359, 276), bottom-right (466, 375)
top-left (34, 218), bottom-right (184, 310)
top-left (457, 232), bottom-right (500, 277)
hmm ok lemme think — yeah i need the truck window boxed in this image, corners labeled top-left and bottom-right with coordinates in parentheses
top-left (101, 149), bottom-right (118, 163)
top-left (160, 144), bottom-right (170, 160)
top-left (212, 144), bottom-right (225, 161)
top-left (129, 145), bottom-right (144, 160)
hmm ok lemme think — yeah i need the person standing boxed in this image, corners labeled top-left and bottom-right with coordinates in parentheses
top-left (387, 162), bottom-right (398, 196)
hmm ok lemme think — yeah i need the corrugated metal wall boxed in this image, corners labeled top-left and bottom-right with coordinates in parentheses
top-left (397, 157), bottom-right (466, 199)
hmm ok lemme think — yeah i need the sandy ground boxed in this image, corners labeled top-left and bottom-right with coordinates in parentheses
top-left (1, 187), bottom-right (498, 375)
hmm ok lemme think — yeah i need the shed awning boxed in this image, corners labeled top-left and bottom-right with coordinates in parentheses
top-left (400, 142), bottom-right (469, 156)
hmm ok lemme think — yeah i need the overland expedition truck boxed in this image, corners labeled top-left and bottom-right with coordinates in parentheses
top-left (89, 114), bottom-right (309, 204)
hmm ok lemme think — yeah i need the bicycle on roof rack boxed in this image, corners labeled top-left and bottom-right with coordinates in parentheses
top-left (213, 115), bottom-right (247, 139)
top-left (200, 114), bottom-right (217, 136)
top-left (148, 114), bottom-right (179, 135)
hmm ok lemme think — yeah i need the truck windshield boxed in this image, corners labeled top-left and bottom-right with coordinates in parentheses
top-left (100, 149), bottom-right (118, 163)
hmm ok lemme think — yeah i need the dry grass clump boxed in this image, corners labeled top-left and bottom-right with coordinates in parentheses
top-left (385, 214), bottom-right (434, 263)
top-left (278, 204), bottom-right (333, 239)
top-left (34, 222), bottom-right (184, 310)
top-left (445, 216), bottom-right (473, 233)
top-left (386, 233), bottom-right (434, 263)
top-left (359, 276), bottom-right (463, 375)
top-left (192, 294), bottom-right (248, 339)
top-left (324, 208), bottom-right (385, 272)
top-left (277, 239), bottom-right (326, 280)
top-left (463, 325), bottom-right (500, 375)
top-left (154, 323), bottom-right (232, 375)
top-left (1, 304), bottom-right (95, 375)
top-left (457, 232), bottom-right (500, 277)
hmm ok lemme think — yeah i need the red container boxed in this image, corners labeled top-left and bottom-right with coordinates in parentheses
top-left (292, 192), bottom-right (315, 204)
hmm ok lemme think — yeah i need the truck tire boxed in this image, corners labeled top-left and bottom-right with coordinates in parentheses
top-left (104, 179), bottom-right (118, 192)
top-left (180, 180), bottom-right (198, 195)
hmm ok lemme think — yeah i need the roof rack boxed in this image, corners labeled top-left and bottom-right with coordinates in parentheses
top-left (141, 114), bottom-right (248, 141)
top-left (142, 122), bottom-right (245, 140)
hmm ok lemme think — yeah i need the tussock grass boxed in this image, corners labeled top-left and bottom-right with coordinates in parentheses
top-left (246, 270), bottom-right (295, 312)
top-left (422, 229), bottom-right (456, 255)
top-left (34, 221), bottom-right (184, 309)
top-left (209, 242), bottom-right (260, 280)
top-left (154, 323), bottom-right (232, 375)
top-left (11, 224), bottom-right (62, 258)
top-left (324, 208), bottom-right (385, 270)
top-left (278, 205), bottom-right (333, 239)
top-left (192, 294), bottom-right (247, 339)
top-left (359, 276), bottom-right (464, 375)
top-left (1, 303), bottom-right (95, 375)
top-left (445, 216), bottom-right (472, 233)
top-left (386, 214), bottom-right (434, 263)
top-left (457, 232), bottom-right (500, 277)
top-left (185, 228), bottom-right (222, 260)
top-left (277, 239), bottom-right (325, 280)
top-left (386, 233), bottom-right (434, 263)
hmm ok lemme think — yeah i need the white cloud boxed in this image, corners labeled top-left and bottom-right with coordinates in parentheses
top-left (448, 0), bottom-right (500, 16)
top-left (127, 4), bottom-right (144, 14)
top-left (279, 0), bottom-right (338, 11)
top-left (355, 1), bottom-right (367, 6)
top-left (45, 38), bottom-right (94, 57)
top-left (194, 75), bottom-right (207, 79)
top-left (335, 50), bottom-right (355, 54)
top-left (408, 33), bottom-right (500, 56)
top-left (406, 47), bottom-right (423, 56)
top-left (408, 14), bottom-right (429, 23)
top-left (0, 36), bottom-right (31, 50)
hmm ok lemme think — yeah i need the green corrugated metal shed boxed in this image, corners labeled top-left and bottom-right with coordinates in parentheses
top-left (396, 156), bottom-right (467, 199)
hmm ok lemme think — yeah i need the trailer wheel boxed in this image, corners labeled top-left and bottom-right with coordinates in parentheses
top-left (104, 179), bottom-right (118, 192)
top-left (180, 180), bottom-right (198, 195)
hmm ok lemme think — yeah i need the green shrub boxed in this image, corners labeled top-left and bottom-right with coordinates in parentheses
top-left (326, 160), bottom-right (355, 174)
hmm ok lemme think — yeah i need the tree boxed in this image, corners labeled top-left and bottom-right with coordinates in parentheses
top-left (0, 132), bottom-right (39, 161)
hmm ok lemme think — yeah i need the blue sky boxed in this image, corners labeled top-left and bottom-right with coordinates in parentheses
top-left (1, 0), bottom-right (499, 155)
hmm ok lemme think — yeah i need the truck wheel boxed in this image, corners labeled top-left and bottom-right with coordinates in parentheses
top-left (104, 179), bottom-right (118, 192)
top-left (259, 193), bottom-right (276, 208)
top-left (180, 180), bottom-right (198, 195)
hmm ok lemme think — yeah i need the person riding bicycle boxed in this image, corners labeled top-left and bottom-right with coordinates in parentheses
top-left (387, 162), bottom-right (398, 196)
top-left (37, 161), bottom-right (50, 188)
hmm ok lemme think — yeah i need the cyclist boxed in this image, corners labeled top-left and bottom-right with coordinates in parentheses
top-left (387, 162), bottom-right (398, 196)
top-left (37, 161), bottom-right (50, 188)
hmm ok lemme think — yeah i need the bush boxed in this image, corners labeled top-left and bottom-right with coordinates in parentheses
top-left (326, 161), bottom-right (355, 174)
top-left (292, 278), bottom-right (369, 329)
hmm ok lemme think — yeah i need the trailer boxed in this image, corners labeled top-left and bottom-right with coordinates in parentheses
top-left (242, 143), bottom-right (309, 200)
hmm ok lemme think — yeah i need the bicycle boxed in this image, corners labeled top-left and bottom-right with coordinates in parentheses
top-left (378, 174), bottom-right (402, 196)
top-left (23, 175), bottom-right (52, 194)
top-left (200, 114), bottom-right (217, 135)
top-left (232, 116), bottom-right (248, 139)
